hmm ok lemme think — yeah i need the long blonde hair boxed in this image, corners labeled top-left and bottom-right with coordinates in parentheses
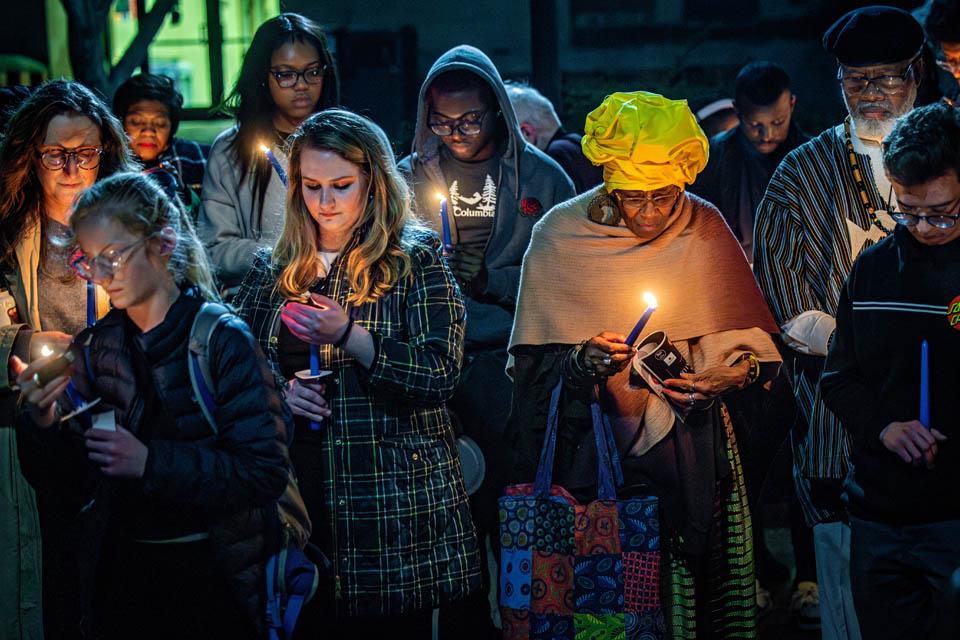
top-left (275, 109), bottom-right (417, 303)
top-left (70, 172), bottom-right (220, 302)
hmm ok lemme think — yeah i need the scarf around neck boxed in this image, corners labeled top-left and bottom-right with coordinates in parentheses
top-left (509, 187), bottom-right (778, 359)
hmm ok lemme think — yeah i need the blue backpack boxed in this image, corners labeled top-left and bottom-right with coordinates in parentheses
top-left (188, 303), bottom-right (322, 640)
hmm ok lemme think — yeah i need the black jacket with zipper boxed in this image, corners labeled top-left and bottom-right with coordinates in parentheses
top-left (17, 288), bottom-right (291, 635)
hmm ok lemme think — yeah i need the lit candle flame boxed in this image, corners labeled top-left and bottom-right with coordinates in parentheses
top-left (258, 143), bottom-right (269, 153)
top-left (435, 192), bottom-right (445, 202)
top-left (643, 292), bottom-right (658, 309)
top-left (40, 344), bottom-right (54, 357)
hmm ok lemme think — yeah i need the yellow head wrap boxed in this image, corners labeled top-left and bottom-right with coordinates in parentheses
top-left (581, 91), bottom-right (709, 192)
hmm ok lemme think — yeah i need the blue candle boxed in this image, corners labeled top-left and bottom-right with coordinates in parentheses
top-left (309, 343), bottom-right (320, 431)
top-left (86, 280), bottom-right (95, 327)
top-left (259, 144), bottom-right (288, 187)
top-left (437, 195), bottom-right (453, 254)
top-left (626, 293), bottom-right (658, 346)
top-left (920, 339), bottom-right (930, 429)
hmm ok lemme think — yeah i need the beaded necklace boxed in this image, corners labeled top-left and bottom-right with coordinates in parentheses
top-left (843, 117), bottom-right (892, 237)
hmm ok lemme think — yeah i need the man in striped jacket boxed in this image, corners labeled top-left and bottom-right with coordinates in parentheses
top-left (753, 6), bottom-right (926, 639)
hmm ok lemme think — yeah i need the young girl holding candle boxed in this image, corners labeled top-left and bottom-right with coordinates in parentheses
top-left (0, 80), bottom-right (136, 639)
top-left (232, 109), bottom-right (480, 635)
top-left (201, 12), bottom-right (339, 291)
top-left (13, 172), bottom-right (290, 639)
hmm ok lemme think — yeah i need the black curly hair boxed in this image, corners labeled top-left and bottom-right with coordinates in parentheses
top-left (113, 73), bottom-right (185, 136)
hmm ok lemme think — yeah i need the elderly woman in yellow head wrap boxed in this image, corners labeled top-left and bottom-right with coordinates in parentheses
top-left (505, 92), bottom-right (782, 638)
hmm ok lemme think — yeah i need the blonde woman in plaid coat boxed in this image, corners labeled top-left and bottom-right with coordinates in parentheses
top-left (233, 109), bottom-right (481, 635)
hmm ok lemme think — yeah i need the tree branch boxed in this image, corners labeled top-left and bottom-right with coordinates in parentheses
top-left (61, 0), bottom-right (114, 95)
top-left (107, 0), bottom-right (178, 96)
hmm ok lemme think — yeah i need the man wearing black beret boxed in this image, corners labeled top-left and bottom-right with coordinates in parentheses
top-left (754, 6), bottom-right (926, 640)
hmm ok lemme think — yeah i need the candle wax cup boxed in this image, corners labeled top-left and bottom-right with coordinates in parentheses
top-left (294, 369), bottom-right (333, 382)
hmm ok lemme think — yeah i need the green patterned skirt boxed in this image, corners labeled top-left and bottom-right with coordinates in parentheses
top-left (664, 407), bottom-right (757, 639)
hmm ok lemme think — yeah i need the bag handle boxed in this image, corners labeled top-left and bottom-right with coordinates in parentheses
top-left (533, 380), bottom-right (625, 500)
top-left (532, 381), bottom-right (564, 497)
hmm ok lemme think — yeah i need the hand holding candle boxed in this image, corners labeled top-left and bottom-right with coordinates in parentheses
top-left (626, 292), bottom-right (658, 346)
top-left (282, 297), bottom-right (345, 432)
top-left (259, 143), bottom-right (288, 187)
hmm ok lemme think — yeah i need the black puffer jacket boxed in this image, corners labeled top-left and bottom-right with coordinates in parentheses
top-left (18, 289), bottom-right (290, 634)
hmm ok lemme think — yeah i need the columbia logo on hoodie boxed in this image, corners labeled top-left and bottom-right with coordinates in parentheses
top-left (449, 176), bottom-right (497, 218)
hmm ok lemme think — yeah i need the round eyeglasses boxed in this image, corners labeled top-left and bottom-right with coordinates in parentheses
top-left (269, 66), bottom-right (326, 89)
top-left (428, 109), bottom-right (491, 137)
top-left (890, 209), bottom-right (960, 229)
top-left (837, 58), bottom-right (918, 96)
top-left (70, 236), bottom-right (151, 282)
top-left (613, 188), bottom-right (681, 215)
top-left (39, 147), bottom-right (103, 171)
top-left (888, 186), bottom-right (960, 230)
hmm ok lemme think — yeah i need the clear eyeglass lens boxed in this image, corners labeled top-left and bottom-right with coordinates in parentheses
top-left (842, 75), bottom-right (905, 93)
top-left (428, 113), bottom-right (484, 137)
top-left (42, 149), bottom-right (100, 170)
top-left (620, 195), bottom-right (676, 210)
top-left (275, 68), bottom-right (324, 88)
top-left (892, 213), bottom-right (957, 229)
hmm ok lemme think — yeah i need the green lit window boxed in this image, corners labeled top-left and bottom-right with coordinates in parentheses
top-left (108, 0), bottom-right (278, 117)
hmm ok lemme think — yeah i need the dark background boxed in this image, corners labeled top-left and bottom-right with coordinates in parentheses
top-left (0, 0), bottom-right (930, 149)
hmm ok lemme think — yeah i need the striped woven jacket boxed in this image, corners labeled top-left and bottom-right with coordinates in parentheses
top-left (753, 122), bottom-right (892, 524)
top-left (232, 227), bottom-right (481, 616)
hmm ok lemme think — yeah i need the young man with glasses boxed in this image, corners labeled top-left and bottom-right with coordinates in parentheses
top-left (821, 102), bottom-right (960, 640)
top-left (753, 7), bottom-right (928, 640)
top-left (398, 45), bottom-right (574, 640)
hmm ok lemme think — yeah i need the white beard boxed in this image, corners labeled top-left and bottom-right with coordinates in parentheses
top-left (845, 83), bottom-right (917, 143)
top-left (851, 113), bottom-right (897, 141)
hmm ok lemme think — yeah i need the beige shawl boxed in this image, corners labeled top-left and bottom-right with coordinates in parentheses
top-left (509, 186), bottom-right (781, 455)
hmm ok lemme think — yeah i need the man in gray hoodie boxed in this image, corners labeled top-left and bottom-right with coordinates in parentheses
top-left (398, 45), bottom-right (574, 637)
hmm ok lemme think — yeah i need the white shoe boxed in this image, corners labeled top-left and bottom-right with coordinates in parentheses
top-left (790, 581), bottom-right (821, 631)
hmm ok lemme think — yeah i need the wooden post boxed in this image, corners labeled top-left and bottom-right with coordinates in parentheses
top-left (530, 0), bottom-right (561, 110)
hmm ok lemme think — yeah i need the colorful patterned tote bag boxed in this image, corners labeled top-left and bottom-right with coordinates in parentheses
top-left (498, 382), bottom-right (664, 640)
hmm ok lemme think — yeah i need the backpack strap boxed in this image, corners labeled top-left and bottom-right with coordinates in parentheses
top-left (187, 302), bottom-right (233, 434)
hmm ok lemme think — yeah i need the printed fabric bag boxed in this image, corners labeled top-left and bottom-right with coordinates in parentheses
top-left (498, 382), bottom-right (665, 640)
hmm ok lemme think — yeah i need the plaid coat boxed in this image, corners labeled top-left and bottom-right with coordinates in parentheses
top-left (233, 227), bottom-right (481, 616)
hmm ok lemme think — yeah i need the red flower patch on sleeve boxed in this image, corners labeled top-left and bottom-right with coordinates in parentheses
top-left (519, 197), bottom-right (543, 216)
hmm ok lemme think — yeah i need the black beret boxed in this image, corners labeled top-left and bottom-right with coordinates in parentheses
top-left (823, 5), bottom-right (925, 67)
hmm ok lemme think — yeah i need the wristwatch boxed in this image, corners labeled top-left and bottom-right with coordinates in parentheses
top-left (737, 352), bottom-right (761, 386)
